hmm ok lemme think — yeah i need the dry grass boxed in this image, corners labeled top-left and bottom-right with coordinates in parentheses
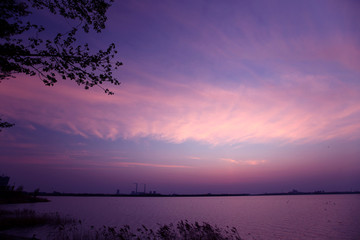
top-left (0, 209), bottom-right (243, 239)
top-left (49, 220), bottom-right (242, 240)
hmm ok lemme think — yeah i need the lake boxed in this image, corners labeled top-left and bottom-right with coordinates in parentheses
top-left (1, 194), bottom-right (360, 239)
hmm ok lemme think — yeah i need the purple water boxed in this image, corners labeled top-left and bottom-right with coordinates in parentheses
top-left (1, 194), bottom-right (360, 239)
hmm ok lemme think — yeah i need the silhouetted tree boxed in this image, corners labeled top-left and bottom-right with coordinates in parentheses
top-left (0, 0), bottom-right (122, 95)
top-left (16, 185), bottom-right (24, 192)
top-left (1, 0), bottom-right (122, 131)
top-left (33, 187), bottom-right (40, 197)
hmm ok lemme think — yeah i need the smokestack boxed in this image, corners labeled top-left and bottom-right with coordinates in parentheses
top-left (144, 184), bottom-right (146, 194)
top-left (134, 183), bottom-right (138, 194)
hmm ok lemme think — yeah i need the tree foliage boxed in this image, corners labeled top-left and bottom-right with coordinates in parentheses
top-left (0, 0), bottom-right (122, 95)
top-left (0, 118), bottom-right (15, 132)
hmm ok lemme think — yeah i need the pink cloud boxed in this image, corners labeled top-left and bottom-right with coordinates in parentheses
top-left (1, 71), bottom-right (360, 145)
top-left (220, 158), bottom-right (267, 166)
top-left (110, 162), bottom-right (192, 169)
top-left (220, 158), bottom-right (238, 164)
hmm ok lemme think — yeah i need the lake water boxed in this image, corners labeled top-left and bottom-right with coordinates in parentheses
top-left (1, 194), bottom-right (360, 239)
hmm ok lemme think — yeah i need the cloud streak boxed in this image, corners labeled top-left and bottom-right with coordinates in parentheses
top-left (111, 162), bottom-right (192, 169)
top-left (220, 158), bottom-right (267, 166)
top-left (1, 71), bottom-right (360, 146)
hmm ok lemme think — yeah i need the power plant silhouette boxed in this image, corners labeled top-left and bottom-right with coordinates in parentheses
top-left (130, 183), bottom-right (156, 195)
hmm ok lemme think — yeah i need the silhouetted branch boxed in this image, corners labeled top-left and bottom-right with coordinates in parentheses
top-left (0, 118), bottom-right (15, 132)
top-left (0, 0), bottom-right (122, 95)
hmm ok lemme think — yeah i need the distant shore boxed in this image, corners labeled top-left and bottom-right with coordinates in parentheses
top-left (36, 190), bottom-right (360, 198)
top-left (2, 189), bottom-right (358, 204)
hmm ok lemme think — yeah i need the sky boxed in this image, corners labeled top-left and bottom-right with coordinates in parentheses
top-left (1, 0), bottom-right (360, 194)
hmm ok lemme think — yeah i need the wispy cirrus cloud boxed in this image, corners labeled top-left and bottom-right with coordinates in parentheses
top-left (1, 71), bottom-right (360, 145)
top-left (220, 158), bottom-right (267, 166)
top-left (111, 162), bottom-right (192, 169)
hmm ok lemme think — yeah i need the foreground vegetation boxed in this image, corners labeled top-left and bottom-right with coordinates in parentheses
top-left (0, 209), bottom-right (73, 231)
top-left (0, 176), bottom-right (49, 204)
top-left (0, 209), bottom-right (242, 240)
top-left (51, 220), bottom-right (242, 240)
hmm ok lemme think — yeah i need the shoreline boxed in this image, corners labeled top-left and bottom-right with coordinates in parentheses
top-left (36, 191), bottom-right (360, 198)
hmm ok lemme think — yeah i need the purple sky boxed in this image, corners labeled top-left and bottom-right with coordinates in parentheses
top-left (1, 0), bottom-right (360, 194)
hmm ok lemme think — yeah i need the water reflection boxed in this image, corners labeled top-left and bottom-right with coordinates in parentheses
top-left (1, 194), bottom-right (360, 240)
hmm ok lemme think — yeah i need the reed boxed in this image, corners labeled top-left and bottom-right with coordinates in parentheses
top-left (49, 219), bottom-right (243, 240)
top-left (1, 209), bottom-right (243, 239)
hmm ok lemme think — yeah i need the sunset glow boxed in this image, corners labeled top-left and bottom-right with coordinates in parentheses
top-left (1, 0), bottom-right (359, 194)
